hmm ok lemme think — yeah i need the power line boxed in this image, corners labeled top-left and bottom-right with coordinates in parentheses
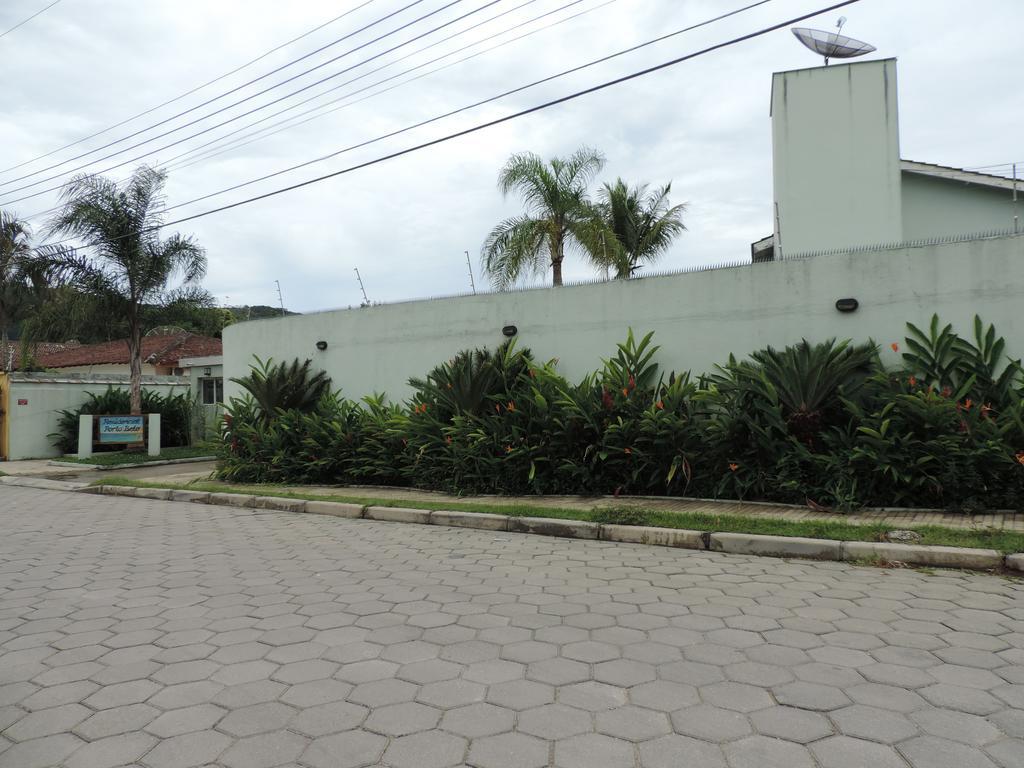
top-left (35, 0), bottom-right (860, 252)
top-left (0, 0), bottom-right (505, 203)
top-left (0, 0), bottom-right (64, 39)
top-left (20, 0), bottom-right (578, 223)
top-left (0, 0), bottom-right (378, 174)
top-left (160, 0), bottom-right (572, 173)
top-left (160, 0), bottom-right (775, 213)
top-left (0, 0), bottom-right (437, 189)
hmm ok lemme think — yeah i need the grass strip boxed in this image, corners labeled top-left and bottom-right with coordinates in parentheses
top-left (93, 476), bottom-right (1024, 554)
top-left (53, 446), bottom-right (215, 466)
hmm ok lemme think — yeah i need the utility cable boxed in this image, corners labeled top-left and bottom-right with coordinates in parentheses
top-left (0, 0), bottom-right (377, 174)
top-left (34, 0), bottom-right (860, 251)
top-left (20, 0), bottom-right (569, 223)
top-left (0, 0), bottom-right (504, 203)
top-left (160, 0), bottom-right (569, 173)
top-left (0, 0), bottom-right (437, 188)
top-left (160, 0), bottom-right (775, 213)
top-left (0, 0), bottom-right (64, 39)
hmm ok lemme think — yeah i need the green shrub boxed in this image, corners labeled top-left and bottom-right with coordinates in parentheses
top-left (216, 316), bottom-right (1024, 511)
top-left (230, 356), bottom-right (332, 419)
top-left (51, 387), bottom-right (194, 453)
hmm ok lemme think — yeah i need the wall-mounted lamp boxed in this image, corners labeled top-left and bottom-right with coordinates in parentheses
top-left (315, 340), bottom-right (329, 351)
top-left (203, 367), bottom-right (212, 376)
top-left (835, 298), bottom-right (859, 313)
top-left (501, 325), bottom-right (518, 338)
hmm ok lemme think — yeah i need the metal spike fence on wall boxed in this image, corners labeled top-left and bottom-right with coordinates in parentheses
top-left (318, 228), bottom-right (1023, 316)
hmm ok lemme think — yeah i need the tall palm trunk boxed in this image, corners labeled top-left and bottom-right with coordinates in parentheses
top-left (127, 314), bottom-right (143, 415)
top-left (550, 232), bottom-right (564, 287)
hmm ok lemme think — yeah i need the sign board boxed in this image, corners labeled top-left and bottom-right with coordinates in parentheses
top-left (17, 398), bottom-right (27, 405)
top-left (97, 415), bottom-right (145, 445)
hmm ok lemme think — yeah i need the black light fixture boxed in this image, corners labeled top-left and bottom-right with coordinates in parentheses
top-left (835, 298), bottom-right (859, 313)
top-left (501, 325), bottom-right (518, 338)
top-left (315, 340), bottom-right (328, 351)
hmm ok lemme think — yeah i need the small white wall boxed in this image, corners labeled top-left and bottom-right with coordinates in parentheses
top-left (2, 375), bottom-right (190, 460)
top-left (902, 173), bottom-right (1020, 240)
top-left (47, 363), bottom-right (160, 375)
top-left (224, 233), bottom-right (1024, 404)
top-left (772, 59), bottom-right (903, 256)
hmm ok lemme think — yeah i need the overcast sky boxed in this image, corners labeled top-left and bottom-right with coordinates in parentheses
top-left (1, 0), bottom-right (1021, 312)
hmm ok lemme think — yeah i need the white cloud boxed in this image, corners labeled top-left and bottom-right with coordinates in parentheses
top-left (1, 0), bottom-right (1021, 312)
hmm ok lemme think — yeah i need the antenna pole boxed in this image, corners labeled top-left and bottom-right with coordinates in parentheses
top-left (1014, 162), bottom-right (1019, 234)
top-left (465, 251), bottom-right (477, 294)
top-left (354, 268), bottom-right (370, 305)
top-left (274, 280), bottom-right (285, 316)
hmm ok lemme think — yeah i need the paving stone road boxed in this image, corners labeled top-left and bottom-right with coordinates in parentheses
top-left (1, 486), bottom-right (1023, 768)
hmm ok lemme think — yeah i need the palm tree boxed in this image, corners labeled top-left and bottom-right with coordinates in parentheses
top-left (46, 166), bottom-right (206, 414)
top-left (587, 179), bottom-right (687, 278)
top-left (482, 147), bottom-right (605, 288)
top-left (0, 211), bottom-right (35, 361)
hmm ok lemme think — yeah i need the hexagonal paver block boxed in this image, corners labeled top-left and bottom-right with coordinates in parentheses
top-left (4, 703), bottom-right (91, 741)
top-left (750, 706), bottom-right (834, 744)
top-left (811, 735), bottom-right (911, 768)
top-left (563, 641), bottom-right (620, 664)
top-left (397, 659), bottom-right (461, 685)
top-left (558, 681), bottom-right (628, 712)
top-left (301, 729), bottom-right (388, 768)
top-left (381, 731), bottom-right (467, 768)
top-left (555, 733), bottom-right (635, 768)
top-left (145, 703), bottom-right (225, 738)
top-left (596, 705), bottom-right (671, 742)
top-left (629, 680), bottom-right (699, 712)
top-left (518, 703), bottom-right (591, 740)
top-left (671, 704), bottom-right (752, 742)
top-left (594, 660), bottom-right (656, 688)
top-left (847, 683), bottom-right (927, 713)
top-left (919, 684), bottom-right (1002, 715)
top-left (910, 709), bottom-right (1004, 746)
top-left (468, 732), bottom-right (549, 768)
top-left (773, 681), bottom-right (851, 711)
top-left (348, 678), bottom-right (417, 708)
top-left (724, 735), bottom-right (816, 768)
top-left (217, 701), bottom-right (296, 737)
top-left (73, 703), bottom-right (160, 741)
top-left (364, 701), bottom-right (441, 736)
top-left (83, 679), bottom-right (160, 710)
top-left (417, 679), bottom-right (486, 709)
top-left (219, 731), bottom-right (309, 768)
top-left (64, 731), bottom-right (157, 768)
top-left (830, 704), bottom-right (917, 744)
top-left (526, 658), bottom-right (590, 686)
top-left (440, 702), bottom-right (514, 738)
top-left (334, 660), bottom-right (398, 684)
top-left (701, 681), bottom-right (773, 713)
top-left (486, 679), bottom-right (553, 711)
top-left (290, 700), bottom-right (368, 737)
top-left (140, 729), bottom-right (232, 768)
top-left (639, 734), bottom-right (727, 768)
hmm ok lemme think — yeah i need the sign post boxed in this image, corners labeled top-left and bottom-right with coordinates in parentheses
top-left (97, 415), bottom-right (146, 447)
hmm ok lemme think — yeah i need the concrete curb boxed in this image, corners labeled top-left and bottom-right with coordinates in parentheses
top-left (48, 456), bottom-right (216, 471)
top-left (60, 483), bottom-right (1024, 573)
top-left (0, 475), bottom-right (88, 492)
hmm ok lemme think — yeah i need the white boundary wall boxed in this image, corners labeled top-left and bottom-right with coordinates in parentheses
top-left (1, 374), bottom-right (189, 460)
top-left (223, 234), bottom-right (1024, 402)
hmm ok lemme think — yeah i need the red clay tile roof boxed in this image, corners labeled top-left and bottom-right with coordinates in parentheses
top-left (1, 340), bottom-right (80, 371)
top-left (35, 333), bottom-right (221, 369)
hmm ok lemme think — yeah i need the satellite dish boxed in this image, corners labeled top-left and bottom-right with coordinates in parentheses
top-left (792, 17), bottom-right (876, 65)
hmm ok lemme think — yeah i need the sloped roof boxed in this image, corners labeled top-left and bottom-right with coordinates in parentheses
top-left (901, 160), bottom-right (1022, 192)
top-left (35, 333), bottom-right (221, 369)
top-left (1, 340), bottom-right (80, 371)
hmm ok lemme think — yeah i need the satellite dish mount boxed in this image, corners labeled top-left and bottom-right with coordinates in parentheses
top-left (792, 17), bottom-right (876, 66)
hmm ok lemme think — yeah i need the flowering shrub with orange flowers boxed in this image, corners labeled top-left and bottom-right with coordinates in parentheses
top-left (218, 315), bottom-right (1024, 511)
